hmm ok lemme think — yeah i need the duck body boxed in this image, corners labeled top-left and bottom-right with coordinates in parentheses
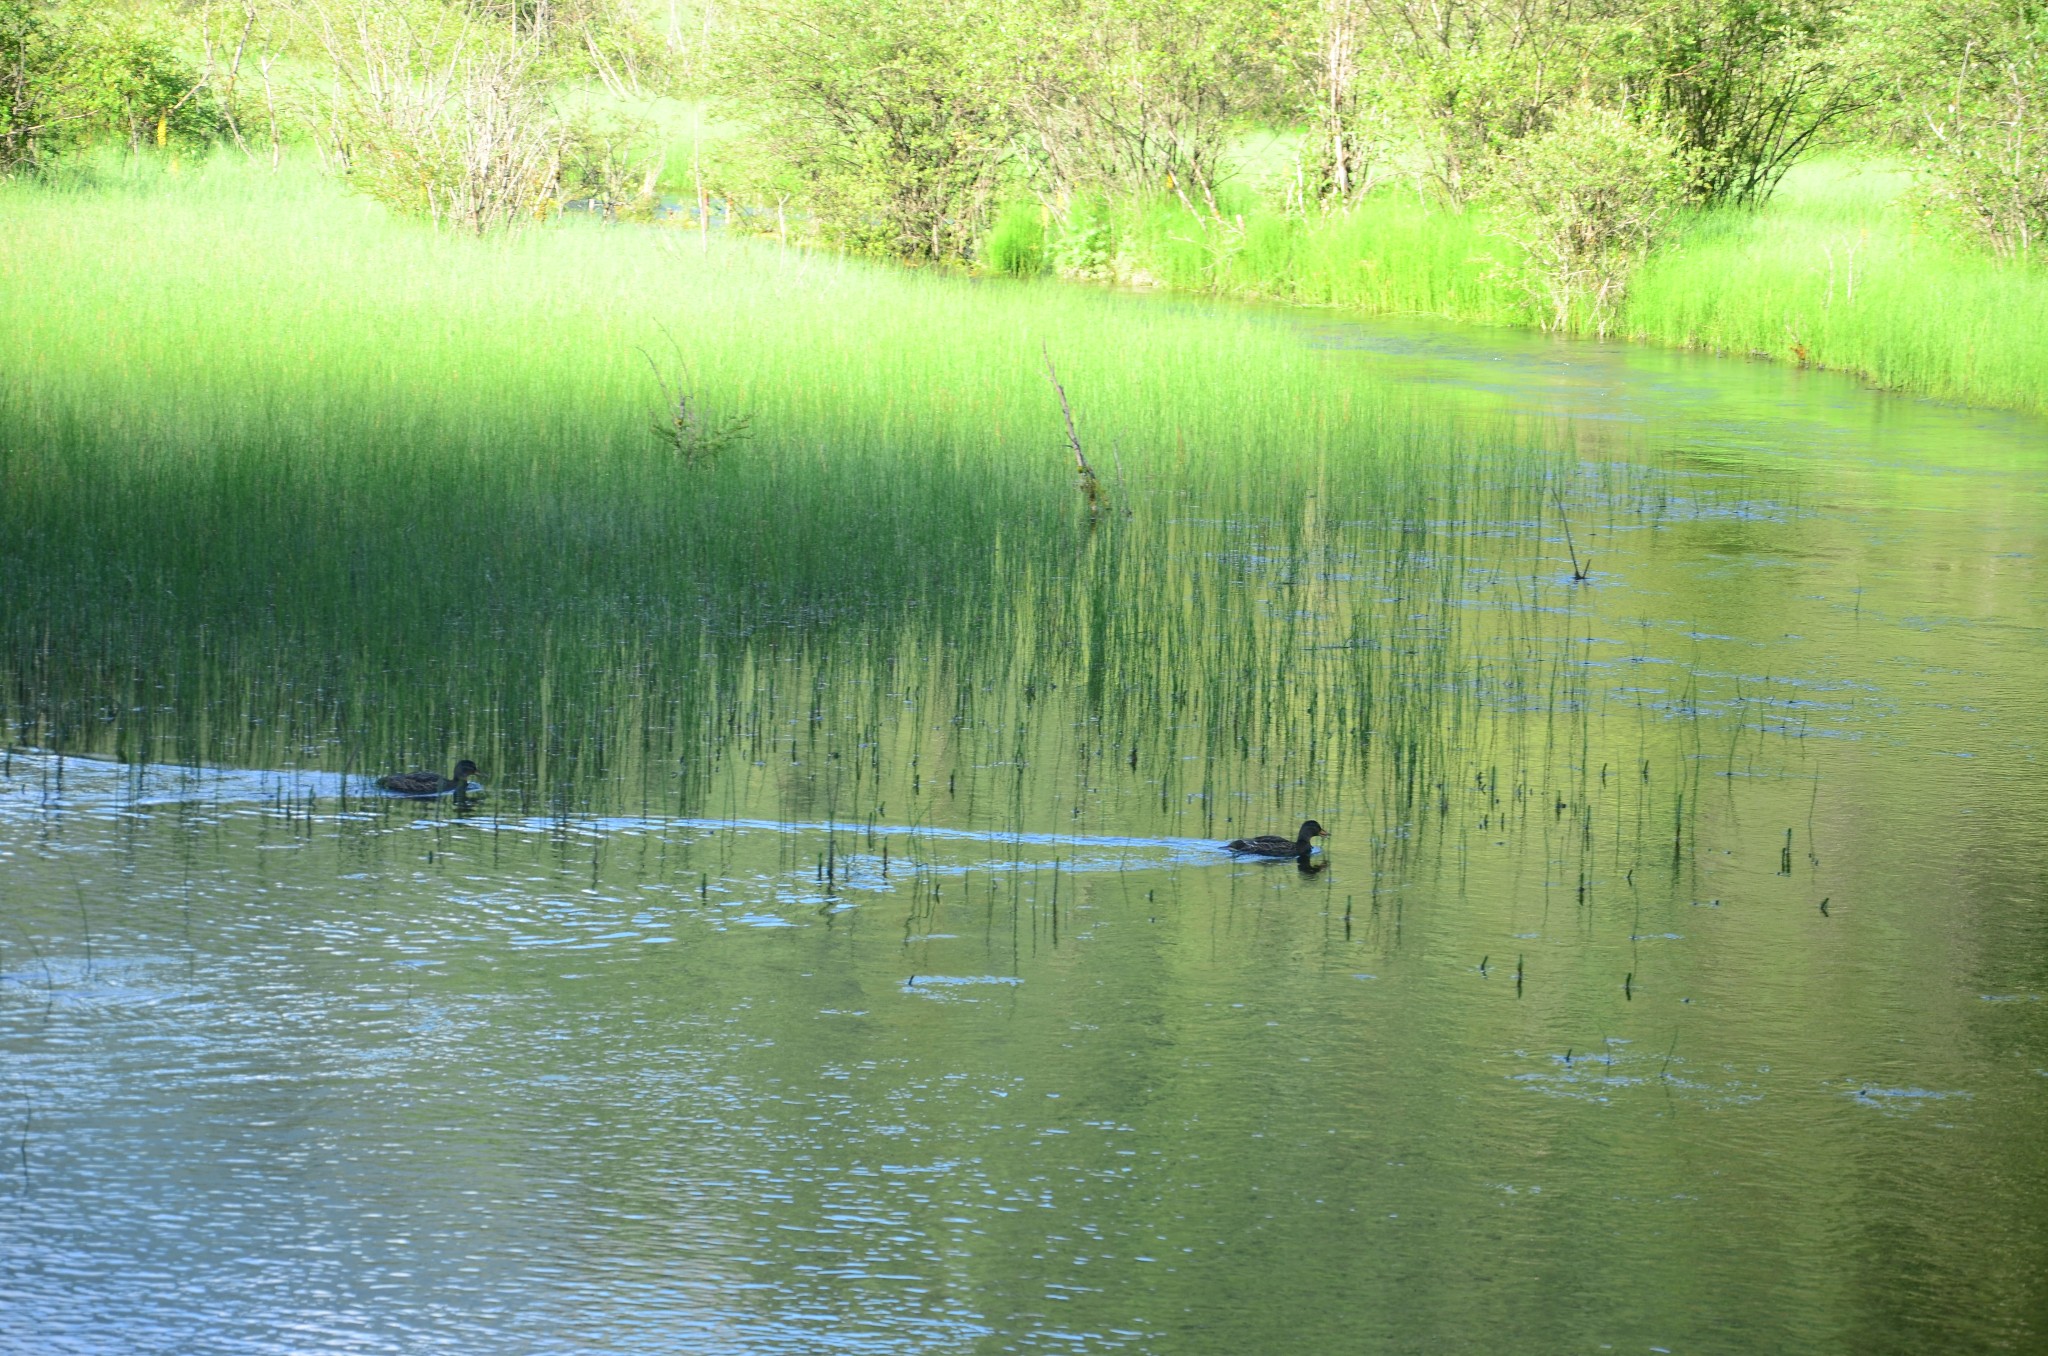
top-left (376, 759), bottom-right (480, 796)
top-left (1225, 819), bottom-right (1327, 857)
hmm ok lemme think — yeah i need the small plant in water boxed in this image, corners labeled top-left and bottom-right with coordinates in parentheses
top-left (642, 332), bottom-right (750, 468)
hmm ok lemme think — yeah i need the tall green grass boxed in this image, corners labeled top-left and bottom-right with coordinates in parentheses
top-left (1119, 191), bottom-right (1531, 325)
top-left (1625, 163), bottom-right (2048, 412)
top-left (0, 152), bottom-right (1842, 919)
top-left (1022, 160), bottom-right (2048, 415)
top-left (0, 153), bottom-right (1591, 819)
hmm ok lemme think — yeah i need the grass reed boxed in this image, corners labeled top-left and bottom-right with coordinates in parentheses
top-left (1044, 160), bottom-right (2047, 415)
top-left (0, 153), bottom-right (1812, 907)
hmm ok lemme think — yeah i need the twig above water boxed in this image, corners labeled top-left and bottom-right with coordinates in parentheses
top-left (1041, 346), bottom-right (1099, 497)
top-left (1552, 487), bottom-right (1592, 582)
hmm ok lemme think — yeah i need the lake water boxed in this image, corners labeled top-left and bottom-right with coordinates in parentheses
top-left (5, 309), bottom-right (2047, 1354)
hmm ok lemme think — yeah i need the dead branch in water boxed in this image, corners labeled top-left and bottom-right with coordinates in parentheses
top-left (1552, 487), bottom-right (1591, 582)
top-left (1041, 345), bottom-right (1099, 499)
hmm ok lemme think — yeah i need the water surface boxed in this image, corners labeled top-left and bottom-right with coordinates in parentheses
top-left (4, 306), bottom-right (2047, 1354)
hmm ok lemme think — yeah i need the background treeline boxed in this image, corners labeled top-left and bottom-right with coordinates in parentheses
top-left (3, 0), bottom-right (2042, 341)
top-left (2, 0), bottom-right (692, 229)
top-left (703, 0), bottom-right (2046, 333)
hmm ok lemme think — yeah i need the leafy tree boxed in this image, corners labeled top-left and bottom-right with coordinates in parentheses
top-left (1291, 0), bottom-right (1397, 207)
top-left (439, 0), bottom-right (687, 93)
top-left (710, 0), bottom-right (1011, 260)
top-left (1482, 100), bottom-right (1691, 334)
top-left (1621, 0), bottom-right (1863, 206)
top-left (1859, 0), bottom-right (2047, 261)
top-left (1291, 0), bottom-right (1854, 212)
top-left (1, 0), bottom-right (216, 172)
top-left (1335, 0), bottom-right (1601, 206)
top-left (1003, 0), bottom-right (1277, 215)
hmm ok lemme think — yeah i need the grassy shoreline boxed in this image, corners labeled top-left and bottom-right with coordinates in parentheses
top-left (985, 160), bottom-right (2048, 417)
top-left (28, 142), bottom-right (2044, 418)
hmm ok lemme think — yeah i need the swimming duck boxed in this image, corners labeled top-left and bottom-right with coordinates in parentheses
top-left (1224, 820), bottom-right (1327, 857)
top-left (375, 760), bottom-right (480, 796)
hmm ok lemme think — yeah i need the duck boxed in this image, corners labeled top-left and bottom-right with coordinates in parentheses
top-left (1224, 820), bottom-right (1328, 857)
top-left (375, 760), bottom-right (480, 796)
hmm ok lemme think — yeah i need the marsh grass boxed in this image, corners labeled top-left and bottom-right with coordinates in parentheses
top-left (1625, 163), bottom-right (2048, 412)
top-left (1047, 160), bottom-right (2046, 414)
top-left (0, 153), bottom-right (1798, 899)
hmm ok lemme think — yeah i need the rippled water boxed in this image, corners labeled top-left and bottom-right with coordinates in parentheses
top-left (5, 316), bottom-right (2048, 1354)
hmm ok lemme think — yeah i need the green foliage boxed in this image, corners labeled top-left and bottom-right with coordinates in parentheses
top-left (649, 386), bottom-right (751, 465)
top-left (0, 152), bottom-right (1554, 776)
top-left (643, 333), bottom-right (751, 465)
top-left (1858, 0), bottom-right (2048, 261)
top-left (1622, 0), bottom-right (1863, 207)
top-left (298, 1), bottom-right (666, 232)
top-left (1293, 0), bottom-right (1863, 213)
top-left (303, 1), bottom-right (564, 232)
top-left (558, 104), bottom-right (661, 217)
top-left (983, 199), bottom-right (1048, 276)
top-left (1049, 192), bottom-right (1117, 277)
top-left (1006, 0), bottom-right (1276, 209)
top-left (706, 0), bottom-right (1278, 260)
top-left (710, 0), bottom-right (1010, 261)
top-left (1278, 195), bottom-right (1530, 320)
top-left (1320, 0), bottom-right (1596, 205)
top-left (7, 0), bottom-right (2043, 414)
top-left (525, 0), bottom-right (690, 95)
top-left (1079, 191), bottom-right (1530, 323)
top-left (1481, 102), bottom-right (1692, 336)
top-left (0, 0), bottom-right (216, 172)
top-left (1626, 160), bottom-right (2048, 408)
top-left (1003, 155), bottom-right (2047, 413)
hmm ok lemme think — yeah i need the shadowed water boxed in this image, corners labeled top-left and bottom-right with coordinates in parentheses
top-left (4, 304), bottom-right (2047, 1354)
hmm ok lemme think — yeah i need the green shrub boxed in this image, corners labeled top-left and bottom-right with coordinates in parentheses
top-left (710, 0), bottom-right (1009, 262)
top-left (1482, 103), bottom-right (1691, 336)
top-left (1049, 192), bottom-right (1117, 277)
top-left (0, 0), bottom-right (216, 172)
top-left (303, 2), bottom-right (569, 234)
top-left (1859, 0), bottom-right (2048, 263)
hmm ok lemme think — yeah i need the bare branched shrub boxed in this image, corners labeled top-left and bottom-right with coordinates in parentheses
top-left (302, 2), bottom-right (565, 233)
top-left (642, 335), bottom-right (750, 469)
top-left (559, 105), bottom-right (660, 219)
top-left (1863, 0), bottom-right (2048, 263)
top-left (1483, 103), bottom-right (1691, 336)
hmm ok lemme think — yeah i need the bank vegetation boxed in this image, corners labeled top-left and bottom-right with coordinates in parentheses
top-left (4, 0), bottom-right (2044, 405)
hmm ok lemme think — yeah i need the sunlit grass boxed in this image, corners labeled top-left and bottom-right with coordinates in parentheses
top-left (1057, 159), bottom-right (2044, 414)
top-left (1625, 161), bottom-right (2048, 412)
top-left (1121, 191), bottom-right (1531, 326)
top-left (0, 153), bottom-right (1576, 818)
